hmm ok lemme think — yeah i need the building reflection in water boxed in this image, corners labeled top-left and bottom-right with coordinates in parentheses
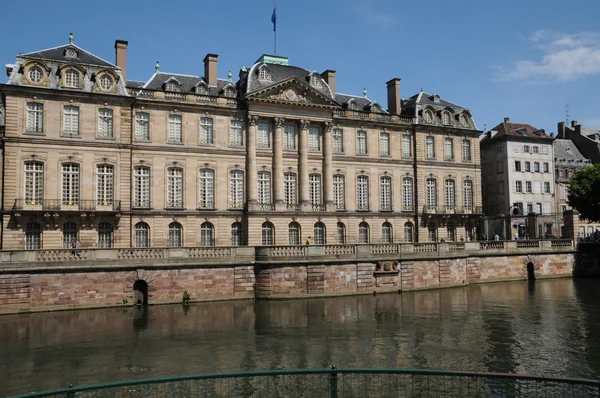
top-left (0, 279), bottom-right (599, 396)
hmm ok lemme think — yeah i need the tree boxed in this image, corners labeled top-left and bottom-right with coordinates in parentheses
top-left (568, 163), bottom-right (600, 222)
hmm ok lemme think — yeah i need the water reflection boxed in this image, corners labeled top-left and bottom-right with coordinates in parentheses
top-left (1, 279), bottom-right (599, 395)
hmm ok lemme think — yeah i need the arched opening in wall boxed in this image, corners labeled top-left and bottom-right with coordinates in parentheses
top-left (527, 262), bottom-right (536, 280)
top-left (133, 279), bottom-right (149, 305)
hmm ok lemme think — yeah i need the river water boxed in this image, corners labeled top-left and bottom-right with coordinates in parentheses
top-left (2, 278), bottom-right (600, 396)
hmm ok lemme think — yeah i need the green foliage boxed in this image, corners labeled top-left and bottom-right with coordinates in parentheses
top-left (122, 296), bottom-right (129, 304)
top-left (182, 290), bottom-right (191, 305)
top-left (568, 164), bottom-right (600, 222)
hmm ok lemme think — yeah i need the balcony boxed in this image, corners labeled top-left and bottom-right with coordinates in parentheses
top-left (13, 199), bottom-right (121, 212)
top-left (229, 201), bottom-right (245, 210)
top-left (286, 203), bottom-right (300, 211)
top-left (380, 204), bottom-right (393, 212)
top-left (333, 109), bottom-right (415, 124)
top-left (126, 88), bottom-right (237, 108)
top-left (335, 203), bottom-right (346, 211)
top-left (356, 203), bottom-right (370, 212)
top-left (422, 205), bottom-right (483, 215)
top-left (259, 202), bottom-right (275, 211)
top-left (133, 200), bottom-right (151, 210)
top-left (197, 202), bottom-right (216, 211)
top-left (312, 204), bottom-right (326, 212)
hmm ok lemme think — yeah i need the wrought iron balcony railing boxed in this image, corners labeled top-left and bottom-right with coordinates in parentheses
top-left (312, 203), bottom-right (326, 212)
top-left (229, 201), bottom-right (245, 210)
top-left (356, 203), bottom-right (370, 211)
top-left (380, 204), bottom-right (393, 212)
top-left (133, 200), bottom-right (151, 209)
top-left (259, 202), bottom-right (275, 211)
top-left (286, 203), bottom-right (300, 211)
top-left (335, 203), bottom-right (346, 211)
top-left (197, 202), bottom-right (216, 210)
top-left (422, 205), bottom-right (483, 214)
top-left (13, 199), bottom-right (121, 212)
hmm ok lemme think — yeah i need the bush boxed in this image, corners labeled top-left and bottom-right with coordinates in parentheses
top-left (182, 290), bottom-right (191, 305)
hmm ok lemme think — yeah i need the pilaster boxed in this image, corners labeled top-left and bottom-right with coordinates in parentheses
top-left (299, 119), bottom-right (310, 211)
top-left (323, 121), bottom-right (334, 211)
top-left (273, 117), bottom-right (285, 211)
top-left (247, 115), bottom-right (258, 210)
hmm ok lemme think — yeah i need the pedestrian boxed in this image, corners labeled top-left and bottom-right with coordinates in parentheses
top-left (70, 239), bottom-right (76, 255)
top-left (74, 238), bottom-right (81, 257)
top-left (306, 236), bottom-right (311, 245)
top-left (494, 233), bottom-right (500, 241)
top-left (515, 232), bottom-right (519, 241)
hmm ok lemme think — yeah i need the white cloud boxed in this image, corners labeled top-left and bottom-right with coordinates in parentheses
top-left (495, 30), bottom-right (600, 83)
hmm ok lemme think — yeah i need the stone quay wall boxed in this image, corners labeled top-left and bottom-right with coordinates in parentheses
top-left (0, 240), bottom-right (576, 314)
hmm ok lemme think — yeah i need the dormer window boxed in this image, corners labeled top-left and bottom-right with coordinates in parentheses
top-left (442, 111), bottom-right (451, 125)
top-left (460, 114), bottom-right (469, 128)
top-left (165, 82), bottom-right (179, 92)
top-left (258, 66), bottom-right (271, 81)
top-left (371, 104), bottom-right (381, 113)
top-left (310, 74), bottom-right (321, 87)
top-left (224, 87), bottom-right (236, 98)
top-left (424, 110), bottom-right (433, 123)
top-left (98, 74), bottom-right (113, 91)
top-left (348, 100), bottom-right (358, 110)
top-left (65, 48), bottom-right (78, 58)
top-left (196, 85), bottom-right (208, 95)
top-left (433, 94), bottom-right (440, 102)
top-left (64, 69), bottom-right (80, 88)
top-left (28, 66), bottom-right (43, 84)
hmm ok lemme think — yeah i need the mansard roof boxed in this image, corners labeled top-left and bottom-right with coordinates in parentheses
top-left (554, 139), bottom-right (591, 167)
top-left (245, 62), bottom-right (334, 99)
top-left (139, 72), bottom-right (231, 96)
top-left (20, 44), bottom-right (115, 68)
top-left (401, 91), bottom-right (468, 116)
top-left (335, 93), bottom-right (387, 113)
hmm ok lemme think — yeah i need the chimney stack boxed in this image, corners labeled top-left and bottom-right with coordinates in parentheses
top-left (320, 70), bottom-right (336, 95)
top-left (203, 54), bottom-right (218, 86)
top-left (386, 78), bottom-right (401, 115)
top-left (557, 121), bottom-right (565, 138)
top-left (114, 40), bottom-right (128, 81)
top-left (571, 120), bottom-right (579, 128)
top-left (504, 117), bottom-right (510, 123)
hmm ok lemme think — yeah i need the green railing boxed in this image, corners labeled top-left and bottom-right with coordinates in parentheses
top-left (8, 367), bottom-right (600, 398)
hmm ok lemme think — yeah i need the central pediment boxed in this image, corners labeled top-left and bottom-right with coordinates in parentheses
top-left (245, 78), bottom-right (339, 108)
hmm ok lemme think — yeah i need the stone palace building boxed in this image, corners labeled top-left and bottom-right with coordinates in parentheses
top-left (0, 34), bottom-right (483, 250)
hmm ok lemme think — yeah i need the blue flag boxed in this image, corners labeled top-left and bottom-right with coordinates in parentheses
top-left (271, 7), bottom-right (277, 31)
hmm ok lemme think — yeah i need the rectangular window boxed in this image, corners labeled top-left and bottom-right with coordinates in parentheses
top-left (534, 162), bottom-right (540, 172)
top-left (515, 161), bottom-right (521, 172)
top-left (444, 138), bottom-right (454, 160)
top-left (463, 180), bottom-right (473, 210)
top-left (527, 203), bottom-right (533, 214)
top-left (426, 179), bottom-right (437, 207)
top-left (402, 178), bottom-right (413, 211)
top-left (26, 103), bottom-right (44, 133)
top-left (283, 173), bottom-right (297, 205)
top-left (543, 162), bottom-right (549, 173)
top-left (544, 181), bottom-right (551, 194)
top-left (497, 162), bottom-right (504, 173)
top-left (333, 128), bottom-right (343, 153)
top-left (445, 179), bottom-right (455, 209)
top-left (356, 130), bottom-right (367, 154)
top-left (462, 139), bottom-right (472, 161)
top-left (309, 174), bottom-right (322, 204)
top-left (168, 115), bottom-right (183, 143)
top-left (135, 112), bottom-right (150, 141)
top-left (380, 176), bottom-right (392, 210)
top-left (284, 123), bottom-right (297, 150)
top-left (543, 202), bottom-right (551, 215)
top-left (379, 133), bottom-right (390, 156)
top-left (402, 135), bottom-right (411, 158)
top-left (515, 181), bottom-right (522, 193)
top-left (309, 127), bottom-right (321, 151)
top-left (525, 162), bottom-right (531, 172)
top-left (61, 163), bottom-right (80, 206)
top-left (536, 203), bottom-right (542, 214)
top-left (426, 136), bottom-right (435, 159)
top-left (134, 167), bottom-right (150, 208)
top-left (258, 122), bottom-right (271, 148)
top-left (230, 120), bottom-right (243, 147)
top-left (198, 169), bottom-right (214, 209)
top-left (24, 161), bottom-right (44, 206)
top-left (63, 106), bottom-right (79, 136)
top-left (533, 181), bottom-right (541, 193)
top-left (229, 171), bottom-right (244, 209)
top-left (167, 168), bottom-right (183, 208)
top-left (257, 171), bottom-right (271, 204)
top-left (356, 176), bottom-right (369, 210)
top-left (525, 181), bottom-right (532, 193)
top-left (524, 145), bottom-right (530, 153)
top-left (333, 175), bottom-right (345, 210)
top-left (542, 146), bottom-right (548, 154)
top-left (96, 165), bottom-right (114, 208)
top-left (532, 146), bottom-right (539, 154)
top-left (198, 117), bottom-right (213, 145)
top-left (98, 108), bottom-right (114, 138)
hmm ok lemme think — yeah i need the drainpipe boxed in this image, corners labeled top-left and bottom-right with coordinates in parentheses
top-left (412, 124), bottom-right (419, 242)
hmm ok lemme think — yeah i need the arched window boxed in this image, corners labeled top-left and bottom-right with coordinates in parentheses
top-left (309, 173), bottom-right (322, 205)
top-left (288, 222), bottom-right (301, 245)
top-left (462, 139), bottom-right (472, 161)
top-left (337, 222), bottom-right (346, 244)
top-left (62, 221), bottom-right (78, 249)
top-left (463, 180), bottom-right (473, 211)
top-left (402, 177), bottom-right (413, 211)
top-left (357, 175), bottom-right (369, 210)
top-left (96, 165), bottom-right (114, 209)
top-left (404, 222), bottom-right (414, 243)
top-left (199, 169), bottom-right (215, 209)
top-left (135, 222), bottom-right (150, 248)
top-left (168, 222), bottom-right (183, 247)
top-left (447, 222), bottom-right (456, 242)
top-left (380, 176), bottom-right (392, 211)
top-left (167, 168), bottom-right (183, 208)
top-left (358, 222), bottom-right (370, 244)
top-left (314, 222), bottom-right (326, 245)
top-left (262, 222), bottom-right (274, 246)
top-left (445, 179), bottom-right (455, 211)
top-left (333, 174), bottom-right (345, 210)
top-left (424, 110), bottom-right (433, 123)
top-left (460, 114), bottom-right (469, 128)
top-left (25, 222), bottom-right (42, 250)
top-left (283, 173), bottom-right (297, 205)
top-left (426, 178), bottom-right (437, 209)
top-left (64, 69), bottom-right (79, 88)
top-left (428, 222), bottom-right (437, 242)
top-left (442, 112), bottom-right (451, 125)
top-left (257, 171), bottom-right (271, 204)
top-left (99, 74), bottom-right (113, 91)
top-left (382, 222), bottom-right (393, 243)
top-left (258, 66), bottom-right (271, 81)
top-left (24, 161), bottom-right (44, 207)
top-left (61, 163), bottom-right (80, 208)
top-left (231, 222), bottom-right (243, 246)
top-left (200, 222), bottom-right (214, 247)
top-left (98, 222), bottom-right (113, 248)
top-left (134, 166), bottom-right (151, 208)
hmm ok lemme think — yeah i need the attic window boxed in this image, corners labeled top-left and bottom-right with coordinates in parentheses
top-left (371, 104), bottom-right (381, 113)
top-left (460, 114), bottom-right (469, 128)
top-left (224, 87), bottom-right (236, 98)
top-left (165, 82), bottom-right (179, 92)
top-left (65, 48), bottom-right (78, 58)
top-left (64, 69), bottom-right (80, 88)
top-left (348, 101), bottom-right (358, 110)
top-left (258, 67), bottom-right (271, 81)
top-left (98, 74), bottom-right (113, 91)
top-left (28, 66), bottom-right (43, 84)
top-left (424, 110), bottom-right (433, 123)
top-left (433, 94), bottom-right (440, 102)
top-left (310, 74), bottom-right (321, 87)
top-left (195, 84), bottom-right (208, 95)
top-left (442, 112), bottom-right (451, 125)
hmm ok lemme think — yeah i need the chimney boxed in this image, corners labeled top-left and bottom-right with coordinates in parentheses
top-left (575, 124), bottom-right (582, 135)
top-left (504, 117), bottom-right (510, 123)
top-left (571, 120), bottom-right (578, 128)
top-left (114, 40), bottom-right (128, 81)
top-left (203, 54), bottom-right (218, 86)
top-left (386, 78), bottom-right (401, 115)
top-left (557, 121), bottom-right (566, 138)
top-left (320, 70), bottom-right (336, 95)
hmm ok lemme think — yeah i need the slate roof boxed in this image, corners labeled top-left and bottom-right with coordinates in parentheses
top-left (335, 93), bottom-right (386, 112)
top-left (245, 63), bottom-right (334, 99)
top-left (554, 139), bottom-right (591, 167)
top-left (126, 80), bottom-right (145, 89)
top-left (582, 128), bottom-right (600, 141)
top-left (401, 91), bottom-right (467, 116)
top-left (20, 44), bottom-right (115, 68)
top-left (140, 72), bottom-right (234, 95)
top-left (482, 119), bottom-right (553, 143)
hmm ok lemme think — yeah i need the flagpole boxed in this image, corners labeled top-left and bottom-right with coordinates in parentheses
top-left (274, 0), bottom-right (277, 55)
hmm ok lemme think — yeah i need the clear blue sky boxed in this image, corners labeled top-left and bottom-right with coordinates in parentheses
top-left (2, 0), bottom-right (599, 133)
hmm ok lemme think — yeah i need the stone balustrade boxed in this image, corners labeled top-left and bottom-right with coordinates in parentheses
top-left (0, 240), bottom-right (575, 269)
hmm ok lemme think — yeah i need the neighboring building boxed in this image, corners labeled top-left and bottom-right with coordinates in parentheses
top-left (0, 34), bottom-right (482, 250)
top-left (553, 139), bottom-right (592, 236)
top-left (480, 118), bottom-right (555, 238)
top-left (557, 120), bottom-right (600, 163)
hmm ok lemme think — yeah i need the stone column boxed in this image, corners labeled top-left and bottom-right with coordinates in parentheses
top-left (273, 117), bottom-right (285, 211)
top-left (299, 119), bottom-right (310, 210)
top-left (247, 115), bottom-right (258, 210)
top-left (323, 122), bottom-right (334, 211)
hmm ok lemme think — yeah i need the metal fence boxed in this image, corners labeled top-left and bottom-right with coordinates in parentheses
top-left (9, 367), bottom-right (600, 398)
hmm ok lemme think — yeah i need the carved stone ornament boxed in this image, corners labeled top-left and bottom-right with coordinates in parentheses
top-left (269, 87), bottom-right (309, 103)
top-left (300, 119), bottom-right (311, 130)
top-left (274, 118), bottom-right (285, 128)
top-left (324, 122), bottom-right (333, 131)
top-left (248, 115), bottom-right (259, 126)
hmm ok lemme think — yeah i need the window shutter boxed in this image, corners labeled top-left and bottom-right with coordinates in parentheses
top-left (513, 181), bottom-right (517, 193)
top-left (512, 161), bottom-right (516, 172)
top-left (515, 146), bottom-right (520, 153)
